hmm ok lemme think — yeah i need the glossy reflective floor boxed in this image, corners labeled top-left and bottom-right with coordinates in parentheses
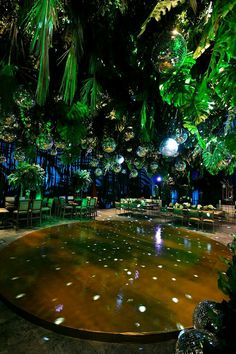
top-left (0, 220), bottom-right (230, 339)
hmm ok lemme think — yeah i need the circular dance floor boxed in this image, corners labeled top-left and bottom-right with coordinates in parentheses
top-left (0, 220), bottom-right (230, 341)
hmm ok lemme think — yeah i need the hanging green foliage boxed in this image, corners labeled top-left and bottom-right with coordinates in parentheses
top-left (67, 101), bottom-right (89, 121)
top-left (139, 0), bottom-right (185, 37)
top-left (140, 99), bottom-right (147, 129)
top-left (24, 0), bottom-right (60, 105)
top-left (183, 82), bottom-right (214, 125)
top-left (159, 55), bottom-right (196, 107)
top-left (183, 121), bottom-right (206, 149)
top-left (202, 137), bottom-right (233, 175)
top-left (80, 77), bottom-right (102, 112)
top-left (59, 21), bottom-right (84, 105)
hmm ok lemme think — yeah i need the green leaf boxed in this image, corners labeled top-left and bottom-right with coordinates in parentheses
top-left (139, 0), bottom-right (186, 37)
top-left (24, 0), bottom-right (60, 105)
top-left (59, 21), bottom-right (83, 105)
top-left (80, 77), bottom-right (102, 112)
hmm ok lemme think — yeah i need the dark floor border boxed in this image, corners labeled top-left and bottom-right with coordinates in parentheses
top-left (0, 293), bottom-right (182, 344)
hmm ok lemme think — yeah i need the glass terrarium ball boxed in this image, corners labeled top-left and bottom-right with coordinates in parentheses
top-left (193, 300), bottom-right (224, 334)
top-left (160, 138), bottom-right (178, 157)
top-left (95, 168), bottom-right (103, 177)
top-left (150, 161), bottom-right (159, 172)
top-left (129, 169), bottom-right (138, 178)
top-left (174, 128), bottom-right (188, 144)
top-left (115, 154), bottom-right (124, 164)
top-left (14, 149), bottom-right (26, 161)
top-left (133, 158), bottom-right (144, 169)
top-left (50, 146), bottom-right (58, 156)
top-left (121, 168), bottom-right (127, 174)
top-left (124, 127), bottom-right (135, 141)
top-left (113, 163), bottom-right (122, 173)
top-left (127, 147), bottom-right (133, 152)
top-left (55, 141), bottom-right (66, 150)
top-left (102, 137), bottom-right (117, 153)
top-left (36, 135), bottom-right (54, 150)
top-left (176, 329), bottom-right (220, 354)
top-left (14, 86), bottom-right (35, 110)
top-left (0, 154), bottom-right (6, 163)
top-left (136, 146), bottom-right (148, 157)
top-left (4, 114), bottom-right (17, 127)
top-left (175, 160), bottom-right (186, 172)
top-left (89, 158), bottom-right (99, 167)
top-left (152, 31), bottom-right (187, 74)
top-left (1, 131), bottom-right (17, 143)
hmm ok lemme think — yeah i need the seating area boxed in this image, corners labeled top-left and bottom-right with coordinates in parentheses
top-left (114, 199), bottom-right (230, 233)
top-left (0, 195), bottom-right (98, 229)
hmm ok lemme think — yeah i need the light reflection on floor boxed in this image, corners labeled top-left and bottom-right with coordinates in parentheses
top-left (0, 220), bottom-right (230, 335)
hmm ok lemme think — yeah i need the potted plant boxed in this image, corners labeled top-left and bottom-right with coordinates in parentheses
top-left (73, 169), bottom-right (92, 197)
top-left (8, 162), bottom-right (45, 199)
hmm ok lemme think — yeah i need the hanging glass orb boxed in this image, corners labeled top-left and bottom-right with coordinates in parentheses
top-left (176, 329), bottom-right (220, 354)
top-left (121, 168), bottom-right (127, 174)
top-left (13, 86), bottom-right (35, 110)
top-left (115, 154), bottom-right (124, 164)
top-left (1, 131), bottom-right (17, 143)
top-left (80, 138), bottom-right (88, 149)
top-left (102, 137), bottom-right (117, 153)
top-left (160, 138), bottom-right (178, 157)
top-left (36, 134), bottom-right (54, 150)
top-left (129, 169), bottom-right (138, 178)
top-left (0, 154), bottom-right (6, 163)
top-left (124, 126), bottom-right (135, 141)
top-left (175, 160), bottom-right (186, 172)
top-left (136, 146), bottom-right (148, 157)
top-left (4, 114), bottom-right (17, 127)
top-left (193, 300), bottom-right (224, 334)
top-left (150, 161), bottom-right (159, 173)
top-left (87, 136), bottom-right (98, 148)
top-left (133, 158), bottom-right (144, 169)
top-left (90, 158), bottom-right (99, 167)
top-left (174, 128), bottom-right (188, 144)
top-left (14, 149), bottom-right (26, 161)
top-left (95, 168), bottom-right (103, 177)
top-left (113, 163), bottom-right (122, 173)
top-left (55, 141), bottom-right (66, 150)
top-left (50, 145), bottom-right (58, 156)
top-left (152, 31), bottom-right (187, 74)
top-left (127, 147), bottom-right (133, 152)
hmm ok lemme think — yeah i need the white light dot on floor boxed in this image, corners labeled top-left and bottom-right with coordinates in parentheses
top-left (138, 305), bottom-right (146, 312)
top-left (15, 293), bottom-right (26, 299)
top-left (54, 317), bottom-right (65, 325)
top-left (172, 297), bottom-right (179, 303)
top-left (93, 295), bottom-right (100, 301)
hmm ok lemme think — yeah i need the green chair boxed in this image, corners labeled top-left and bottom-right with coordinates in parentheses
top-left (30, 199), bottom-right (42, 226)
top-left (13, 200), bottom-right (30, 228)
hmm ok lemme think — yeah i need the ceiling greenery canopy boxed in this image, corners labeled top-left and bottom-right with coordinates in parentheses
top-left (0, 0), bottom-right (236, 179)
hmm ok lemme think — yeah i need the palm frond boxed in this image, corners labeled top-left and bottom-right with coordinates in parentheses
top-left (60, 44), bottom-right (78, 105)
top-left (189, 0), bottom-right (197, 14)
top-left (59, 20), bottom-right (83, 105)
top-left (80, 77), bottom-right (102, 111)
top-left (140, 100), bottom-right (147, 129)
top-left (139, 0), bottom-right (185, 37)
top-left (24, 0), bottom-right (60, 105)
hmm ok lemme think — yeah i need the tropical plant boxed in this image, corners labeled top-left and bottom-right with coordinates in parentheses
top-left (73, 169), bottom-right (92, 195)
top-left (8, 162), bottom-right (45, 197)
